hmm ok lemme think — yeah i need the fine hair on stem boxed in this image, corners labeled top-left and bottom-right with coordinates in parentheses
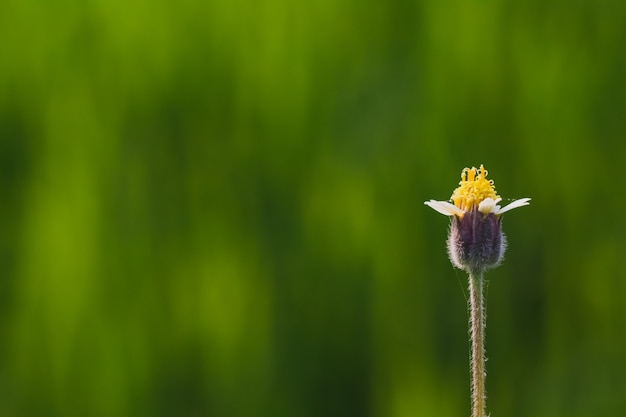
top-left (468, 270), bottom-right (486, 417)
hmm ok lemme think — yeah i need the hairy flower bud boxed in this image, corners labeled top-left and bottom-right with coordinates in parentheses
top-left (447, 209), bottom-right (506, 273)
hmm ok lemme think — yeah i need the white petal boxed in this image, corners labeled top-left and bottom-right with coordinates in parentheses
top-left (495, 198), bottom-right (531, 214)
top-left (478, 197), bottom-right (500, 214)
top-left (424, 200), bottom-right (465, 216)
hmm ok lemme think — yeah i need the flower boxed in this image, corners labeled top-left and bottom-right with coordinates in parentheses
top-left (425, 165), bottom-right (530, 273)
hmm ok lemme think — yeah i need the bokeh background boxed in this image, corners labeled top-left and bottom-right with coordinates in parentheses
top-left (1, 1), bottom-right (625, 416)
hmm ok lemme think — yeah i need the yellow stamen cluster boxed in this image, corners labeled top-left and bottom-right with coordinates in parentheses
top-left (451, 164), bottom-right (499, 213)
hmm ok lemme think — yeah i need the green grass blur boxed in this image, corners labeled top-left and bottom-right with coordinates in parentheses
top-left (1, 1), bottom-right (625, 416)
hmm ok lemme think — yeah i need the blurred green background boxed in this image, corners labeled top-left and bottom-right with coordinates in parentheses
top-left (1, 1), bottom-right (625, 416)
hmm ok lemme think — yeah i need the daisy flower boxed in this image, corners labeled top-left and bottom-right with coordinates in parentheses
top-left (425, 164), bottom-right (530, 273)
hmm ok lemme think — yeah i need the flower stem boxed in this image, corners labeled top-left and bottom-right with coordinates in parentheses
top-left (468, 271), bottom-right (487, 417)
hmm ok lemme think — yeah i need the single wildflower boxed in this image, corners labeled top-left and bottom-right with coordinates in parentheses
top-left (425, 164), bottom-right (530, 273)
top-left (424, 164), bottom-right (530, 417)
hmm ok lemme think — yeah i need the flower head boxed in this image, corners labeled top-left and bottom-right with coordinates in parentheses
top-left (425, 164), bottom-right (530, 273)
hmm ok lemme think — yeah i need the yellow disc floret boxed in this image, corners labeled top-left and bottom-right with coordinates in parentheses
top-left (450, 164), bottom-right (499, 213)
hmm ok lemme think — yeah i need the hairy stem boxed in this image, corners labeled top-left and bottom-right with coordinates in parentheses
top-left (468, 271), bottom-right (487, 417)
